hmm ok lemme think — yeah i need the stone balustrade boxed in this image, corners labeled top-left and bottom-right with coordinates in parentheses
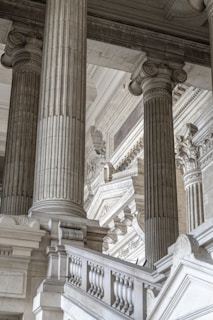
top-left (64, 245), bottom-right (163, 319)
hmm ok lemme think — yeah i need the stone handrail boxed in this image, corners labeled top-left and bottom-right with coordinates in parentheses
top-left (65, 245), bottom-right (163, 319)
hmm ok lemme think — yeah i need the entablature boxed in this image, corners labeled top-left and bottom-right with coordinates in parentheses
top-left (0, 0), bottom-right (210, 68)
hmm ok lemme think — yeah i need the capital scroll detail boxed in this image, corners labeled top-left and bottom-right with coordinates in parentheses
top-left (129, 59), bottom-right (187, 96)
top-left (1, 27), bottom-right (42, 69)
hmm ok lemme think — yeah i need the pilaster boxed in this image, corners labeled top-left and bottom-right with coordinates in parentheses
top-left (1, 26), bottom-right (42, 215)
top-left (129, 57), bottom-right (187, 268)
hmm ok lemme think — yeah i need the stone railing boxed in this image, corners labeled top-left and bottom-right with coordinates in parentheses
top-left (65, 245), bottom-right (163, 319)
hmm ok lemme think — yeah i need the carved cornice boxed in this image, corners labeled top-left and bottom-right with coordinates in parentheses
top-left (1, 26), bottom-right (42, 71)
top-left (0, 1), bottom-right (210, 67)
top-left (129, 59), bottom-right (187, 98)
top-left (115, 137), bottom-right (143, 172)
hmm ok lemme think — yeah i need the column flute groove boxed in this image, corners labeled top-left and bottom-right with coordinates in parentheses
top-left (1, 28), bottom-right (42, 215)
top-left (175, 123), bottom-right (205, 232)
top-left (31, 0), bottom-right (87, 217)
top-left (129, 59), bottom-right (187, 268)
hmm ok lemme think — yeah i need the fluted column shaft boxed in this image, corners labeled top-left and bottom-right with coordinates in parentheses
top-left (129, 60), bottom-right (187, 268)
top-left (175, 123), bottom-right (204, 232)
top-left (0, 29), bottom-right (42, 215)
top-left (184, 170), bottom-right (204, 231)
top-left (31, 0), bottom-right (87, 217)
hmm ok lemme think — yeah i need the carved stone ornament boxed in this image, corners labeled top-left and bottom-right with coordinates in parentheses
top-left (0, 214), bottom-right (40, 229)
top-left (1, 27), bottom-right (42, 69)
top-left (175, 123), bottom-right (199, 173)
top-left (86, 126), bottom-right (106, 183)
top-left (129, 59), bottom-right (187, 96)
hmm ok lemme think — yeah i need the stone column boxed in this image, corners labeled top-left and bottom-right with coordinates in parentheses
top-left (0, 28), bottom-right (42, 215)
top-left (129, 58), bottom-right (187, 268)
top-left (30, 0), bottom-right (87, 217)
top-left (175, 123), bottom-right (204, 232)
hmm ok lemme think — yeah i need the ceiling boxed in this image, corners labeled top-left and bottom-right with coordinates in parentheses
top-left (0, 0), bottom-right (210, 67)
top-left (0, 0), bottom-right (212, 157)
top-left (27, 0), bottom-right (208, 42)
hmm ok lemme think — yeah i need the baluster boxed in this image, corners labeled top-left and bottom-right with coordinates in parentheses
top-left (118, 274), bottom-right (124, 310)
top-left (88, 263), bottom-right (94, 294)
top-left (68, 255), bottom-right (82, 287)
top-left (127, 279), bottom-right (134, 315)
top-left (78, 259), bottom-right (82, 286)
top-left (122, 276), bottom-right (129, 312)
top-left (69, 256), bottom-right (74, 282)
top-left (96, 266), bottom-right (101, 297)
top-left (76, 259), bottom-right (81, 286)
top-left (113, 272), bottom-right (120, 307)
top-left (99, 268), bottom-right (104, 299)
top-left (92, 265), bottom-right (97, 295)
top-left (73, 257), bottom-right (77, 284)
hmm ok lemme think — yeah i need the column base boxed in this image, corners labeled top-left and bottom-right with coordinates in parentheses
top-left (29, 199), bottom-right (86, 218)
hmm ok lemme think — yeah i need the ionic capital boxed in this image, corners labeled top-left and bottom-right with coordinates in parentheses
top-left (1, 26), bottom-right (42, 71)
top-left (129, 59), bottom-right (187, 97)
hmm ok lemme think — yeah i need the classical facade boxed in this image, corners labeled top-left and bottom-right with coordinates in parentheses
top-left (0, 0), bottom-right (213, 319)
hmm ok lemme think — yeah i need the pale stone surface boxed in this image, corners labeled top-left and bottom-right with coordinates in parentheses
top-left (30, 0), bottom-right (87, 217)
top-left (175, 123), bottom-right (205, 231)
top-left (148, 226), bottom-right (213, 320)
top-left (1, 2), bottom-right (213, 320)
top-left (129, 58), bottom-right (187, 268)
top-left (62, 245), bottom-right (162, 320)
top-left (202, 163), bottom-right (213, 219)
top-left (0, 215), bottom-right (47, 320)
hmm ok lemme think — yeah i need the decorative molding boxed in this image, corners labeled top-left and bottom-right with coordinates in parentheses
top-left (172, 84), bottom-right (187, 104)
top-left (0, 214), bottom-right (40, 229)
top-left (129, 59), bottom-right (187, 98)
top-left (118, 237), bottom-right (142, 259)
top-left (115, 137), bottom-right (143, 172)
top-left (86, 126), bottom-right (106, 184)
top-left (1, 26), bottom-right (42, 70)
top-left (174, 87), bottom-right (202, 124)
top-left (175, 123), bottom-right (199, 174)
top-left (0, 246), bottom-right (12, 256)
